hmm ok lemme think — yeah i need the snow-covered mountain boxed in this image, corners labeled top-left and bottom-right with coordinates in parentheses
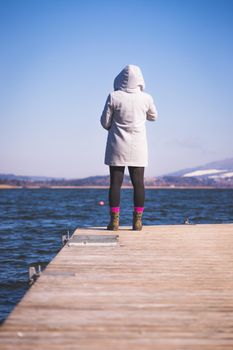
top-left (166, 158), bottom-right (233, 179)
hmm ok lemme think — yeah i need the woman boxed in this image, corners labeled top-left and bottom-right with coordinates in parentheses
top-left (101, 64), bottom-right (158, 231)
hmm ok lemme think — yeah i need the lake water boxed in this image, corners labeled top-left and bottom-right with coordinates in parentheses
top-left (0, 188), bottom-right (232, 323)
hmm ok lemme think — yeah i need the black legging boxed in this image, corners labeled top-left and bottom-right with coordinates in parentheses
top-left (109, 166), bottom-right (145, 207)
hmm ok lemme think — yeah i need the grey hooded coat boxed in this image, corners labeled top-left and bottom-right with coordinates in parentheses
top-left (101, 65), bottom-right (158, 167)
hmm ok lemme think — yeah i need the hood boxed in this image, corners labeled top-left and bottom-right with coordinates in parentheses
top-left (113, 65), bottom-right (145, 92)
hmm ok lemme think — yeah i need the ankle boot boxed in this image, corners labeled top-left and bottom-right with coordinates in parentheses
top-left (133, 211), bottom-right (143, 231)
top-left (107, 211), bottom-right (119, 231)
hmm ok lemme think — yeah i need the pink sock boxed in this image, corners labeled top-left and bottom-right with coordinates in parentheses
top-left (110, 207), bottom-right (120, 213)
top-left (134, 207), bottom-right (144, 213)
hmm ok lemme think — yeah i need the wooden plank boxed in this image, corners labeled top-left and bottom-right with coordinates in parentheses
top-left (0, 224), bottom-right (233, 349)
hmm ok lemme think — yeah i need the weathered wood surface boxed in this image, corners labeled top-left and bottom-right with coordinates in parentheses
top-left (1, 224), bottom-right (233, 349)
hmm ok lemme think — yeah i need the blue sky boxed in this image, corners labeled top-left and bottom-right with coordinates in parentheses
top-left (0, 0), bottom-right (232, 178)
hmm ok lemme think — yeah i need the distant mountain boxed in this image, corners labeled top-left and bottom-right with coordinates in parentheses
top-left (0, 173), bottom-right (65, 182)
top-left (0, 158), bottom-right (233, 188)
top-left (166, 158), bottom-right (233, 179)
top-left (0, 173), bottom-right (131, 187)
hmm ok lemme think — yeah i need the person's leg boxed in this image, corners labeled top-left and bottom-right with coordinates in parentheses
top-left (128, 166), bottom-right (145, 207)
top-left (109, 166), bottom-right (125, 207)
top-left (107, 166), bottom-right (125, 230)
top-left (128, 166), bottom-right (145, 230)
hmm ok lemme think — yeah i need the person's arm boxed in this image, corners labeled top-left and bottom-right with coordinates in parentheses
top-left (146, 95), bottom-right (158, 121)
top-left (100, 94), bottom-right (114, 130)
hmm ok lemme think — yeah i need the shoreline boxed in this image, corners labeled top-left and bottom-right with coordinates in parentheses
top-left (0, 185), bottom-right (232, 190)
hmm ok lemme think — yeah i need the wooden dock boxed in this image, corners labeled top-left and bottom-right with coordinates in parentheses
top-left (1, 224), bottom-right (233, 349)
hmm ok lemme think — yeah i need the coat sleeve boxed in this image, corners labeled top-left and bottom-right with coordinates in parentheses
top-left (146, 95), bottom-right (158, 121)
top-left (100, 94), bottom-right (114, 130)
